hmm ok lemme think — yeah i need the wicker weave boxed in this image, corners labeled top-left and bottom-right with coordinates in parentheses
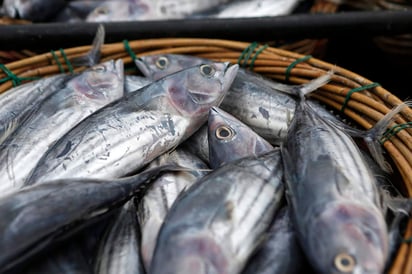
top-left (0, 37), bottom-right (411, 273)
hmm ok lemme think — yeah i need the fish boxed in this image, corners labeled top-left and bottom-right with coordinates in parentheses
top-left (25, 62), bottom-right (238, 185)
top-left (0, 24), bottom-right (105, 147)
top-left (136, 54), bottom-right (334, 145)
top-left (150, 149), bottom-right (284, 274)
top-left (86, 0), bottom-right (232, 22)
top-left (137, 147), bottom-right (209, 271)
top-left (0, 74), bottom-right (69, 144)
top-left (1, 0), bottom-right (67, 21)
top-left (0, 60), bottom-right (124, 193)
top-left (0, 164), bottom-right (175, 273)
top-left (208, 106), bottom-right (273, 169)
top-left (280, 92), bottom-right (394, 273)
top-left (208, 0), bottom-right (301, 18)
top-left (242, 206), bottom-right (307, 274)
top-left (95, 200), bottom-right (145, 274)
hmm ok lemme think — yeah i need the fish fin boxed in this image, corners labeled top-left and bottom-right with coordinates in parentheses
top-left (379, 185), bottom-right (412, 217)
top-left (71, 24), bottom-right (105, 67)
top-left (300, 69), bottom-right (334, 98)
top-left (363, 101), bottom-right (412, 173)
top-left (268, 70), bottom-right (333, 98)
top-left (0, 119), bottom-right (20, 144)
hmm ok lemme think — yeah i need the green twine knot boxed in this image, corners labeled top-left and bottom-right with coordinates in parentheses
top-left (50, 49), bottom-right (74, 74)
top-left (340, 83), bottom-right (380, 113)
top-left (123, 40), bottom-right (138, 61)
top-left (0, 64), bottom-right (39, 87)
top-left (237, 42), bottom-right (268, 70)
top-left (285, 55), bottom-right (312, 83)
top-left (381, 122), bottom-right (412, 144)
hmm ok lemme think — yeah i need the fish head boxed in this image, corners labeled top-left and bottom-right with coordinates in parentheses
top-left (135, 54), bottom-right (208, 80)
top-left (3, 0), bottom-right (65, 21)
top-left (306, 202), bottom-right (388, 274)
top-left (165, 62), bottom-right (238, 121)
top-left (86, 0), bottom-right (151, 22)
top-left (208, 107), bottom-right (273, 168)
top-left (3, 0), bottom-right (32, 19)
top-left (71, 59), bottom-right (124, 104)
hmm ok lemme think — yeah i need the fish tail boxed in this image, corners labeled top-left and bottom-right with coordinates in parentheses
top-left (264, 70), bottom-right (333, 98)
top-left (364, 101), bottom-right (412, 173)
top-left (299, 70), bottom-right (334, 98)
top-left (71, 24), bottom-right (105, 67)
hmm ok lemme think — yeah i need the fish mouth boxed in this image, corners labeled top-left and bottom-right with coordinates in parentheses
top-left (209, 106), bottom-right (220, 115)
top-left (222, 63), bottom-right (239, 92)
top-left (135, 57), bottom-right (151, 78)
top-left (114, 59), bottom-right (125, 80)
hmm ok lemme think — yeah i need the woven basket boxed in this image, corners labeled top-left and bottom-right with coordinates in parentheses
top-left (0, 37), bottom-right (411, 273)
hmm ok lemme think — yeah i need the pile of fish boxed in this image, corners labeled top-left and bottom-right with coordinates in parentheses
top-left (0, 0), bottom-right (307, 22)
top-left (0, 46), bottom-right (410, 274)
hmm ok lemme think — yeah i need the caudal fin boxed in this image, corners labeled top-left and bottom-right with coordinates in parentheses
top-left (364, 101), bottom-right (412, 173)
top-left (265, 70), bottom-right (333, 99)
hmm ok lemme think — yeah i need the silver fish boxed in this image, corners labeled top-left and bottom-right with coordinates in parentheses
top-left (138, 148), bottom-right (209, 271)
top-left (0, 74), bottom-right (68, 144)
top-left (210, 0), bottom-right (301, 18)
top-left (0, 60), bottom-right (124, 193)
top-left (0, 164), bottom-right (172, 273)
top-left (281, 98), bottom-right (389, 274)
top-left (2, 0), bottom-right (66, 21)
top-left (150, 149), bottom-right (284, 274)
top-left (219, 69), bottom-right (334, 145)
top-left (208, 106), bottom-right (273, 169)
top-left (136, 54), bottom-right (334, 145)
top-left (95, 200), bottom-right (145, 274)
top-left (242, 206), bottom-right (306, 274)
top-left (86, 0), bottom-right (231, 22)
top-left (25, 62), bottom-right (238, 185)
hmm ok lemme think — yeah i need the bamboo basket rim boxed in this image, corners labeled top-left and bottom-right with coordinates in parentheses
top-left (0, 37), bottom-right (411, 273)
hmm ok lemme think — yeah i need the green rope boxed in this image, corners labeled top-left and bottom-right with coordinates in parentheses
top-left (237, 42), bottom-right (258, 68)
top-left (381, 122), bottom-right (412, 144)
top-left (0, 64), bottom-right (39, 87)
top-left (249, 44), bottom-right (268, 71)
top-left (59, 48), bottom-right (74, 74)
top-left (51, 50), bottom-right (65, 73)
top-left (285, 55), bottom-right (312, 83)
top-left (340, 83), bottom-right (380, 113)
top-left (123, 40), bottom-right (138, 61)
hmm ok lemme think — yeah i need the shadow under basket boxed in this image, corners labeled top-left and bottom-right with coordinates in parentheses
top-left (0, 37), bottom-right (411, 273)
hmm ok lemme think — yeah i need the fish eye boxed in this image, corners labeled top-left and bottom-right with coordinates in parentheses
top-left (200, 65), bottom-right (215, 77)
top-left (216, 125), bottom-right (235, 141)
top-left (334, 253), bottom-right (356, 273)
top-left (155, 57), bottom-right (169, 70)
top-left (93, 65), bottom-right (106, 73)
